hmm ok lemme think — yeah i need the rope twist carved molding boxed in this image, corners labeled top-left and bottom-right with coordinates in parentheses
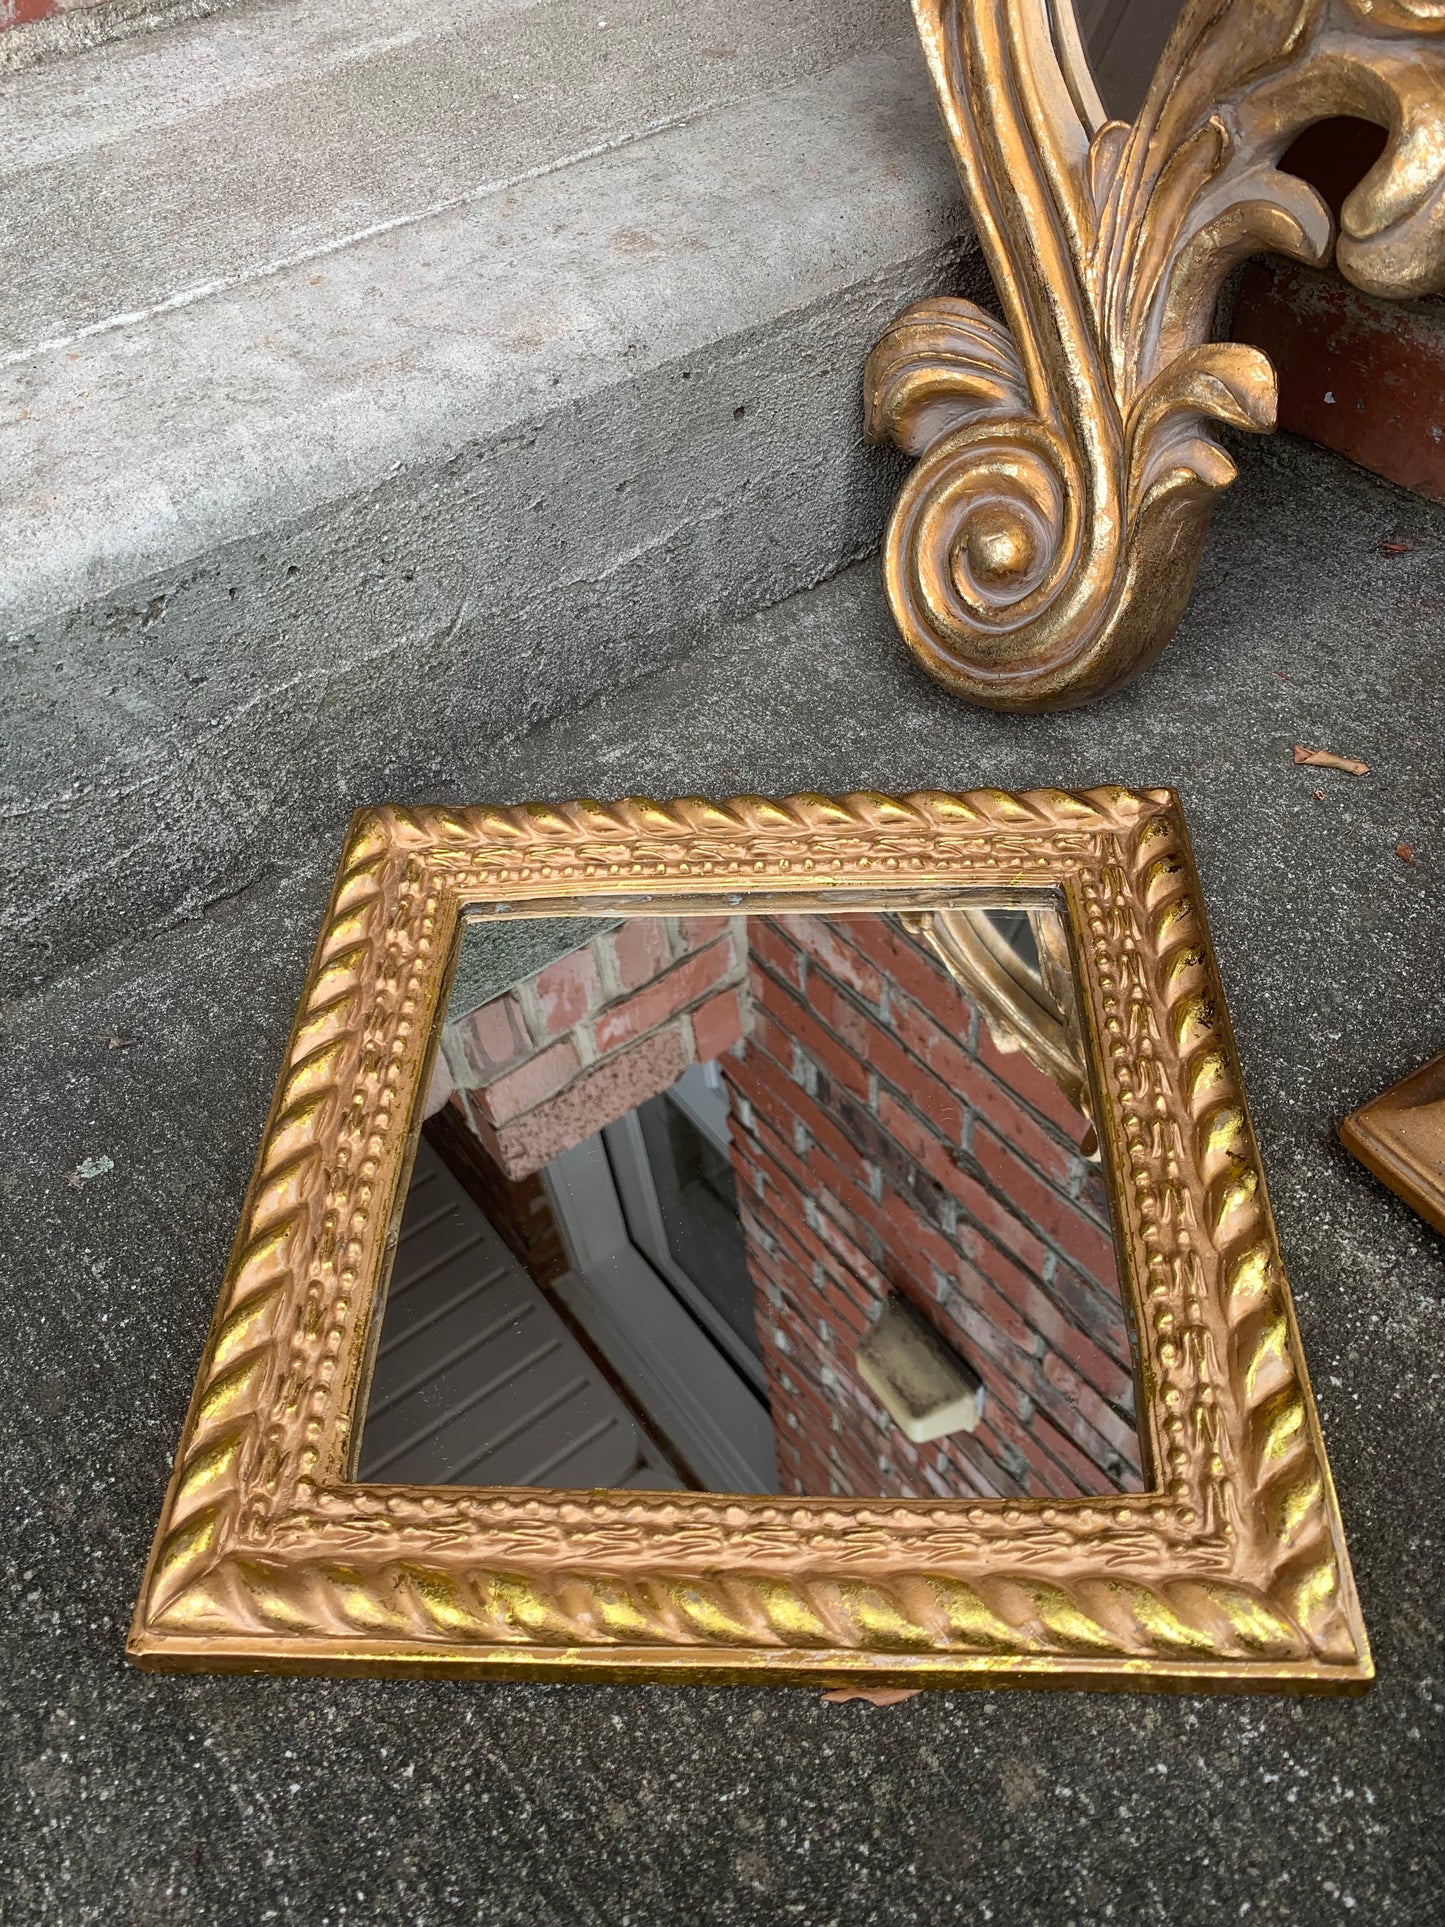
top-left (131, 792), bottom-right (1369, 1688)
top-left (865, 0), bottom-right (1445, 709)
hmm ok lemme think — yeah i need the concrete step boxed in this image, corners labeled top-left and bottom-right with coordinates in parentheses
top-left (1, 0), bottom-right (983, 994)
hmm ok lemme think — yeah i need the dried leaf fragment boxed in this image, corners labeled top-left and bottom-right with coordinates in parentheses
top-left (820, 1686), bottom-right (921, 1706)
top-left (1293, 746), bottom-right (1370, 776)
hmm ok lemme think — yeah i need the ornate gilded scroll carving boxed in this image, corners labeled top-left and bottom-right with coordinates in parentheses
top-left (865, 0), bottom-right (1445, 709)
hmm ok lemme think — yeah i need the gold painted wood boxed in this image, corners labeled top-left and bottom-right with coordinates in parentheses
top-left (1340, 1049), bottom-right (1445, 1238)
top-left (866, 0), bottom-right (1445, 709)
top-left (129, 789), bottom-right (1371, 1693)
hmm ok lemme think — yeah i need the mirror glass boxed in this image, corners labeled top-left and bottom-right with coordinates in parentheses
top-left (356, 907), bottom-right (1144, 1501)
top-left (1071, 0), bottom-right (1187, 121)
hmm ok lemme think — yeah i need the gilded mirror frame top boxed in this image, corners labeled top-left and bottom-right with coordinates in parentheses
top-left (129, 788), bottom-right (1370, 1694)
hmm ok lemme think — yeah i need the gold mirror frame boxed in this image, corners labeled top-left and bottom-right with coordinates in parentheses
top-left (866, 0), bottom-right (1445, 709)
top-left (129, 789), bottom-right (1370, 1693)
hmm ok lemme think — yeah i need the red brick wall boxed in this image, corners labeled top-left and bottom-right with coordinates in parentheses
top-left (1230, 117), bottom-right (1445, 505)
top-left (2, 0), bottom-right (110, 31)
top-left (440, 916), bottom-right (749, 1177)
top-left (422, 1099), bottom-right (569, 1291)
top-left (1233, 258), bottom-right (1445, 507)
top-left (721, 914), bottom-right (1143, 1503)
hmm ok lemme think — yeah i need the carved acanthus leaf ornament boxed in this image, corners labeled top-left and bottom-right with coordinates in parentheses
top-left (866, 0), bottom-right (1445, 709)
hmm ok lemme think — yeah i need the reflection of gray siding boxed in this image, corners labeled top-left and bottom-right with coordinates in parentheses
top-left (358, 1141), bottom-right (681, 1491)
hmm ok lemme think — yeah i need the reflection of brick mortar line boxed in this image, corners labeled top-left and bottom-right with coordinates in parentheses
top-left (947, 1138), bottom-right (1115, 1307)
top-left (752, 907), bottom-right (1106, 1193)
top-left (443, 917), bottom-right (750, 1178)
top-left (763, 1232), bottom-right (1028, 1502)
top-left (732, 1092), bottom-right (1128, 1498)
top-left (776, 1279), bottom-right (997, 1501)
top-left (748, 943), bottom-right (1113, 1289)
top-left (742, 1118), bottom-right (1128, 1497)
top-left (730, 913), bottom-right (1142, 1500)
top-left (746, 946), bottom-right (1125, 1363)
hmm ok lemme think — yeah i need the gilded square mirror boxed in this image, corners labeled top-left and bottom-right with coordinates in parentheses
top-left (129, 789), bottom-right (1370, 1694)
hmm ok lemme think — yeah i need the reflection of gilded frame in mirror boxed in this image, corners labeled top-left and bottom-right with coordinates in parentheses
top-left (906, 906), bottom-right (1093, 1127)
top-left (867, 0), bottom-right (1445, 709)
top-left (129, 789), bottom-right (1370, 1693)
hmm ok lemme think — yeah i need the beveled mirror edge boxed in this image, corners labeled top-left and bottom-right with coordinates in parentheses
top-left (128, 789), bottom-right (1371, 1695)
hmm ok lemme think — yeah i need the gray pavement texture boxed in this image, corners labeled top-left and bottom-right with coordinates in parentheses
top-left (1, 0), bottom-right (980, 996)
top-left (2, 430), bottom-right (1443, 1924)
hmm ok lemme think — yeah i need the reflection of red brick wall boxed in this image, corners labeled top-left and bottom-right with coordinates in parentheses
top-left (722, 915), bottom-right (1143, 1502)
top-left (423, 1100), bottom-right (569, 1290)
top-left (443, 916), bottom-right (748, 1177)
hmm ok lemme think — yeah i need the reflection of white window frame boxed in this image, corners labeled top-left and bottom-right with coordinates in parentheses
top-left (660, 1058), bottom-right (731, 1154)
top-left (544, 1129), bottom-right (779, 1497)
top-left (602, 1065), bottom-right (768, 1396)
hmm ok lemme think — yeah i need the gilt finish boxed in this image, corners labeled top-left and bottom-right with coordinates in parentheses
top-left (866, 0), bottom-right (1445, 708)
top-left (1340, 1048), bottom-right (1445, 1238)
top-left (129, 791), bottom-right (1369, 1691)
